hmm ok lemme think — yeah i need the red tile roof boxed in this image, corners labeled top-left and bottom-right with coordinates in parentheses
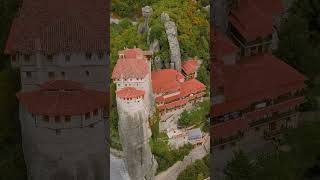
top-left (181, 79), bottom-right (206, 97)
top-left (182, 59), bottom-right (200, 75)
top-left (212, 54), bottom-right (305, 116)
top-left (158, 99), bottom-right (188, 111)
top-left (112, 58), bottom-right (148, 79)
top-left (215, 30), bottom-right (239, 58)
top-left (116, 87), bottom-right (145, 99)
top-left (229, 0), bottom-right (284, 41)
top-left (17, 80), bottom-right (107, 116)
top-left (119, 48), bottom-right (145, 59)
top-left (152, 69), bottom-right (185, 94)
top-left (212, 118), bottom-right (249, 139)
top-left (5, 0), bottom-right (107, 54)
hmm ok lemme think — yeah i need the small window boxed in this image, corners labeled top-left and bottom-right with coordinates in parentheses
top-left (65, 115), bottom-right (71, 122)
top-left (85, 71), bottom-right (90, 77)
top-left (26, 71), bottom-right (32, 78)
top-left (24, 54), bottom-right (30, 62)
top-left (12, 55), bottom-right (17, 62)
top-left (47, 55), bottom-right (53, 62)
top-left (85, 52), bottom-right (92, 60)
top-left (65, 55), bottom-right (71, 62)
top-left (98, 52), bottom-right (103, 59)
top-left (48, 72), bottom-right (55, 79)
top-left (56, 129), bottom-right (61, 135)
top-left (61, 71), bottom-right (65, 78)
top-left (89, 124), bottom-right (95, 128)
top-left (43, 115), bottom-right (49, 122)
top-left (54, 116), bottom-right (61, 123)
top-left (93, 109), bottom-right (98, 116)
top-left (85, 112), bottom-right (90, 120)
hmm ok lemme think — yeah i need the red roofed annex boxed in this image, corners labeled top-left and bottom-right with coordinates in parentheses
top-left (212, 0), bottom-right (305, 148)
top-left (112, 48), bottom-right (206, 115)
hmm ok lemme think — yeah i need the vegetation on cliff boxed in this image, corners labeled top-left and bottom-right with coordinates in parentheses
top-left (0, 0), bottom-right (27, 179)
top-left (177, 155), bottom-right (209, 180)
top-left (149, 133), bottom-right (193, 174)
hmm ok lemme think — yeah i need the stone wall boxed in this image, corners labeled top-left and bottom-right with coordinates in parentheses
top-left (13, 52), bottom-right (108, 91)
top-left (19, 105), bottom-right (108, 180)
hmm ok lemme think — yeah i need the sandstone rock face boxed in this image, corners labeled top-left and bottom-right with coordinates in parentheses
top-left (118, 108), bottom-right (157, 180)
top-left (161, 12), bottom-right (182, 72)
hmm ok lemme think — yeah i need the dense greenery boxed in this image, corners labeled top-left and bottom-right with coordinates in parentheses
top-left (150, 133), bottom-right (193, 173)
top-left (150, 109), bottom-right (161, 141)
top-left (277, 0), bottom-right (320, 110)
top-left (0, 0), bottom-right (20, 70)
top-left (224, 120), bottom-right (320, 180)
top-left (224, 150), bottom-right (256, 180)
top-left (177, 155), bottom-right (209, 180)
top-left (0, 69), bottom-right (26, 180)
top-left (0, 0), bottom-right (27, 179)
top-left (178, 99), bottom-right (210, 132)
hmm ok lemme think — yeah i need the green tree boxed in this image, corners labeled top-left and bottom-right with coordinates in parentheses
top-left (224, 150), bottom-right (256, 180)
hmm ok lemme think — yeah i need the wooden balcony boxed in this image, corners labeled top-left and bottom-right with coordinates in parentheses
top-left (264, 127), bottom-right (288, 140)
top-left (249, 110), bottom-right (295, 127)
top-left (212, 132), bottom-right (244, 147)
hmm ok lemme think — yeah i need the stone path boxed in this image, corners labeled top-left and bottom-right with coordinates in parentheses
top-left (155, 135), bottom-right (210, 180)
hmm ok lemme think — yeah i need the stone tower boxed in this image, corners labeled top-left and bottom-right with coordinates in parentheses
top-left (5, 0), bottom-right (108, 179)
top-left (112, 48), bottom-right (157, 180)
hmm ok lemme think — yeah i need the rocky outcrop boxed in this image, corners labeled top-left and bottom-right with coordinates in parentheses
top-left (139, 6), bottom-right (153, 35)
top-left (118, 108), bottom-right (157, 180)
top-left (161, 12), bottom-right (182, 72)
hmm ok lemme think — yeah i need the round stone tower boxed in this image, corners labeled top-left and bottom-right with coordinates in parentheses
top-left (17, 80), bottom-right (108, 180)
top-left (116, 87), bottom-right (157, 180)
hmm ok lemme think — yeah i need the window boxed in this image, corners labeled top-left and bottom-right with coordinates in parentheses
top-left (85, 52), bottom-right (92, 60)
top-left (56, 129), bottom-right (61, 135)
top-left (65, 115), bottom-right (71, 122)
top-left (65, 55), bottom-right (71, 62)
top-left (43, 115), bottom-right (49, 122)
top-left (85, 112), bottom-right (90, 120)
top-left (11, 55), bottom-right (17, 62)
top-left (47, 55), bottom-right (53, 62)
top-left (85, 70), bottom-right (90, 77)
top-left (24, 54), bottom-right (30, 62)
top-left (98, 52), bottom-right (103, 59)
top-left (48, 72), bottom-right (55, 79)
top-left (26, 71), bottom-right (32, 78)
top-left (61, 71), bottom-right (65, 78)
top-left (89, 124), bottom-right (95, 128)
top-left (93, 109), bottom-right (98, 116)
top-left (54, 116), bottom-right (61, 123)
